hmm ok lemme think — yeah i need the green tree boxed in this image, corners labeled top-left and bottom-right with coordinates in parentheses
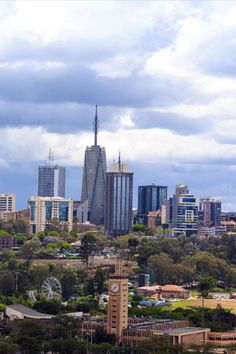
top-left (148, 253), bottom-right (178, 284)
top-left (61, 269), bottom-right (78, 299)
top-left (136, 335), bottom-right (186, 354)
top-left (198, 276), bottom-right (216, 297)
top-left (80, 233), bottom-right (97, 265)
top-left (0, 337), bottom-right (20, 354)
top-left (133, 224), bottom-right (146, 233)
top-left (94, 268), bottom-right (105, 294)
top-left (0, 271), bottom-right (15, 296)
top-left (14, 320), bottom-right (44, 354)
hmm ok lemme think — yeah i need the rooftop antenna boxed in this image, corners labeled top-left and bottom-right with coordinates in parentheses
top-left (118, 151), bottom-right (121, 171)
top-left (94, 105), bottom-right (99, 146)
top-left (48, 148), bottom-right (53, 166)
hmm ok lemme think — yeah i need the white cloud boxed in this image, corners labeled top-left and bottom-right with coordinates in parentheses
top-left (1, 125), bottom-right (236, 169)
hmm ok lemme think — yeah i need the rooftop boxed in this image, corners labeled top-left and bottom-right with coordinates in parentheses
top-left (6, 304), bottom-right (54, 319)
top-left (162, 285), bottom-right (189, 292)
top-left (162, 327), bottom-right (210, 335)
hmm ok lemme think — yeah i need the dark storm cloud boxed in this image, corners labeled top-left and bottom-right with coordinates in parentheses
top-left (133, 110), bottom-right (212, 136)
top-left (0, 63), bottom-right (190, 133)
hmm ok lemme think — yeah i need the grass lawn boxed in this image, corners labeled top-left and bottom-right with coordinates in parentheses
top-left (165, 298), bottom-right (236, 313)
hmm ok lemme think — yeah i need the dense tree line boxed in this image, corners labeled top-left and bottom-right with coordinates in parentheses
top-left (137, 235), bottom-right (236, 287)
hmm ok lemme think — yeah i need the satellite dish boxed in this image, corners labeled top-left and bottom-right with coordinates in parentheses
top-left (41, 277), bottom-right (62, 299)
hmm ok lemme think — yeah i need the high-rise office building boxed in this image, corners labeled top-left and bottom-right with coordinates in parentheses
top-left (0, 194), bottom-right (16, 220)
top-left (171, 185), bottom-right (198, 237)
top-left (81, 107), bottom-right (106, 226)
top-left (199, 198), bottom-right (221, 227)
top-left (137, 185), bottom-right (167, 224)
top-left (107, 260), bottom-right (128, 341)
top-left (105, 157), bottom-right (133, 236)
top-left (28, 196), bottom-right (73, 233)
top-left (38, 150), bottom-right (65, 198)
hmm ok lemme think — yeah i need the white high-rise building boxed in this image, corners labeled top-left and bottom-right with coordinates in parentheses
top-left (28, 196), bottom-right (73, 233)
top-left (0, 194), bottom-right (16, 220)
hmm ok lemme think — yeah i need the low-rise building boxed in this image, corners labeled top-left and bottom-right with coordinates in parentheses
top-left (137, 285), bottom-right (162, 297)
top-left (137, 284), bottom-right (189, 299)
top-left (208, 332), bottom-right (236, 347)
top-left (198, 226), bottom-right (226, 238)
top-left (147, 210), bottom-right (161, 229)
top-left (0, 234), bottom-right (18, 250)
top-left (161, 285), bottom-right (189, 299)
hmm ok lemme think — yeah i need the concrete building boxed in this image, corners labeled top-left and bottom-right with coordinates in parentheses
top-left (199, 198), bottom-right (221, 227)
top-left (0, 234), bottom-right (18, 250)
top-left (171, 185), bottom-right (198, 237)
top-left (136, 284), bottom-right (189, 299)
top-left (38, 150), bottom-right (65, 198)
top-left (147, 210), bottom-right (161, 229)
top-left (137, 185), bottom-right (167, 224)
top-left (81, 107), bottom-right (106, 225)
top-left (122, 320), bottom-right (209, 347)
top-left (199, 226), bottom-right (226, 238)
top-left (107, 260), bottom-right (129, 341)
top-left (0, 193), bottom-right (16, 220)
top-left (28, 196), bottom-right (73, 233)
top-left (105, 157), bottom-right (133, 236)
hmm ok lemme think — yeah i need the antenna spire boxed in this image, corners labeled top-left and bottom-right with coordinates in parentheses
top-left (118, 151), bottom-right (121, 171)
top-left (94, 105), bottom-right (99, 146)
top-left (48, 148), bottom-right (53, 166)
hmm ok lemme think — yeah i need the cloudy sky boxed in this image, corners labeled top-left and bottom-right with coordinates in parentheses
top-left (1, 0), bottom-right (236, 210)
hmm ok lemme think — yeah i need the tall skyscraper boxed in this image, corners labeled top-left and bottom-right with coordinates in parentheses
top-left (105, 156), bottom-right (133, 236)
top-left (199, 198), bottom-right (221, 227)
top-left (38, 150), bottom-right (65, 198)
top-left (107, 260), bottom-right (128, 341)
top-left (81, 106), bottom-right (106, 225)
top-left (137, 185), bottom-right (167, 224)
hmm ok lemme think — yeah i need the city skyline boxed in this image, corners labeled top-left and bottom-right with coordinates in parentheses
top-left (1, 1), bottom-right (236, 210)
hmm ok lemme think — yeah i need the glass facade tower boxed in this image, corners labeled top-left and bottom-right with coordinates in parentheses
top-left (105, 161), bottom-right (133, 236)
top-left (137, 185), bottom-right (167, 224)
top-left (38, 152), bottom-right (65, 198)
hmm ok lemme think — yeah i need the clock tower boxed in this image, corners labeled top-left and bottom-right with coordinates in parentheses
top-left (107, 259), bottom-right (128, 341)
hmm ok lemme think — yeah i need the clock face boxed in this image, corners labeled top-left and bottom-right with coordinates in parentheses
top-left (111, 282), bottom-right (120, 293)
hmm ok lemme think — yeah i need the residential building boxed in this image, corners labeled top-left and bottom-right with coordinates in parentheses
top-left (104, 157), bottom-right (133, 237)
top-left (171, 185), bottom-right (198, 237)
top-left (107, 260), bottom-right (128, 341)
top-left (137, 185), bottom-right (167, 224)
top-left (38, 150), bottom-right (65, 198)
top-left (81, 106), bottom-right (106, 225)
top-left (0, 193), bottom-right (16, 220)
top-left (147, 210), bottom-right (161, 229)
top-left (199, 198), bottom-right (221, 227)
top-left (28, 196), bottom-right (73, 233)
top-left (198, 226), bottom-right (226, 238)
top-left (0, 234), bottom-right (18, 250)
top-left (5, 208), bottom-right (30, 233)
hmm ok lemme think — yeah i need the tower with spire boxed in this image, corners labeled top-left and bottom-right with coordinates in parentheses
top-left (80, 106), bottom-right (107, 225)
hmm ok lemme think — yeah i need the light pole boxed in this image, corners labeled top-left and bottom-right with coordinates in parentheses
top-left (15, 272), bottom-right (19, 295)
